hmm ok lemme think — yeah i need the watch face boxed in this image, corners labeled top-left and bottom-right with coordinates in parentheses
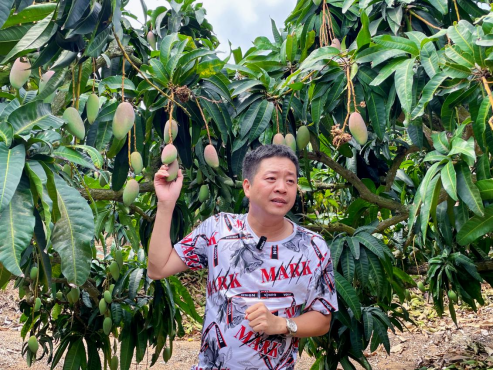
top-left (287, 319), bottom-right (297, 334)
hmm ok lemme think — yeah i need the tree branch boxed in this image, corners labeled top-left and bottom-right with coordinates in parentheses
top-left (78, 181), bottom-right (155, 201)
top-left (384, 145), bottom-right (421, 192)
top-left (407, 260), bottom-right (493, 275)
top-left (374, 213), bottom-right (409, 233)
top-left (305, 222), bottom-right (357, 235)
top-left (307, 151), bottom-right (408, 213)
top-left (78, 182), bottom-right (155, 221)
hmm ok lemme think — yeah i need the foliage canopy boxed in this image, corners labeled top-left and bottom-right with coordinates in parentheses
top-left (0, 0), bottom-right (492, 369)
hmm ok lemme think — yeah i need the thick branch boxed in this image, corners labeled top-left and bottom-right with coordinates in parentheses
top-left (307, 151), bottom-right (408, 213)
top-left (384, 145), bottom-right (421, 192)
top-left (407, 260), bottom-right (493, 275)
top-left (79, 182), bottom-right (155, 221)
top-left (79, 181), bottom-right (155, 201)
top-left (374, 213), bottom-right (409, 233)
top-left (301, 182), bottom-right (350, 193)
top-left (305, 222), bottom-right (357, 235)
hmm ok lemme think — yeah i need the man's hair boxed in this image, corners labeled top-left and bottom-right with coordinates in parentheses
top-left (242, 145), bottom-right (299, 182)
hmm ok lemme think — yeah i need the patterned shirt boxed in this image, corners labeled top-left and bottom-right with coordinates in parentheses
top-left (173, 212), bottom-right (338, 370)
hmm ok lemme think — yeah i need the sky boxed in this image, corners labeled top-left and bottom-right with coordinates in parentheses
top-left (125, 0), bottom-right (296, 53)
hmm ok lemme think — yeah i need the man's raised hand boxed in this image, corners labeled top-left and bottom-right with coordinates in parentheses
top-left (154, 164), bottom-right (183, 204)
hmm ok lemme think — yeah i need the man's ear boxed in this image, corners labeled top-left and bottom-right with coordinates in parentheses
top-left (243, 178), bottom-right (251, 198)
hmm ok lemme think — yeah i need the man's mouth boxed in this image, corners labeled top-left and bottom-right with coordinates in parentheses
top-left (271, 198), bottom-right (287, 204)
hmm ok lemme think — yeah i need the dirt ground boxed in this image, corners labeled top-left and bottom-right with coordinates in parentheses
top-left (0, 281), bottom-right (492, 370)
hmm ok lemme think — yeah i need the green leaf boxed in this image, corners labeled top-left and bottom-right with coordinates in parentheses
top-left (25, 161), bottom-right (52, 241)
top-left (0, 0), bottom-right (15, 29)
top-left (346, 236), bottom-right (361, 260)
top-left (474, 96), bottom-right (490, 151)
top-left (53, 147), bottom-right (96, 170)
top-left (341, 248), bottom-right (355, 282)
top-left (51, 175), bottom-right (94, 286)
top-left (63, 337), bottom-right (85, 370)
top-left (476, 179), bottom-right (493, 200)
top-left (370, 57), bottom-right (408, 86)
top-left (373, 35), bottom-right (420, 56)
top-left (432, 132), bottom-right (450, 154)
top-left (362, 310), bottom-right (373, 341)
top-left (0, 178), bottom-right (34, 277)
top-left (67, 145), bottom-right (103, 169)
top-left (85, 26), bottom-right (111, 58)
top-left (445, 45), bottom-right (475, 68)
top-left (449, 137), bottom-right (476, 162)
top-left (2, 4), bottom-right (56, 29)
top-left (372, 317), bottom-right (391, 354)
top-left (63, 0), bottom-right (90, 30)
top-left (394, 58), bottom-right (415, 114)
top-left (356, 10), bottom-right (371, 50)
top-left (425, 0), bottom-right (448, 14)
top-left (424, 151), bottom-right (449, 162)
top-left (367, 251), bottom-right (385, 296)
top-left (447, 21), bottom-right (474, 55)
top-left (420, 174), bottom-right (441, 242)
top-left (0, 143), bottom-right (25, 213)
top-left (441, 161), bottom-right (458, 201)
top-left (355, 247), bottom-right (369, 286)
top-left (299, 46), bottom-right (339, 70)
top-left (457, 205), bottom-right (493, 246)
top-left (0, 262), bottom-right (11, 288)
top-left (286, 33), bottom-right (296, 62)
top-left (271, 18), bottom-right (282, 44)
top-left (354, 232), bottom-right (384, 259)
top-left (456, 162), bottom-right (484, 217)
top-left (411, 73), bottom-right (447, 119)
top-left (177, 48), bottom-right (216, 69)
top-left (249, 101), bottom-right (274, 143)
top-left (197, 59), bottom-right (224, 78)
top-left (420, 46), bottom-right (440, 78)
top-left (366, 91), bottom-right (386, 140)
top-left (7, 101), bottom-right (63, 135)
top-left (35, 70), bottom-right (67, 102)
top-left (230, 79), bottom-right (264, 97)
top-left (330, 237), bottom-right (345, 268)
top-left (120, 324), bottom-right (136, 370)
top-left (335, 271), bottom-right (361, 320)
top-left (1, 13), bottom-right (54, 63)
top-left (98, 76), bottom-right (136, 95)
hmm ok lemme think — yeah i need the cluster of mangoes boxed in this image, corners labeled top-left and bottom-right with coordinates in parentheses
top-left (272, 125), bottom-right (310, 151)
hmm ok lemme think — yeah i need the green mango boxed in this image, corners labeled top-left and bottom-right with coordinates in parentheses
top-left (104, 290), bottom-right (112, 304)
top-left (63, 107), bottom-right (85, 140)
top-left (86, 93), bottom-right (100, 124)
top-left (112, 102), bottom-right (135, 140)
top-left (10, 58), bottom-right (31, 89)
top-left (110, 355), bottom-right (119, 370)
top-left (109, 261), bottom-right (120, 281)
top-left (103, 317), bottom-right (112, 335)
top-left (99, 298), bottom-right (107, 315)
top-left (123, 179), bottom-right (139, 206)
top-left (27, 335), bottom-right (39, 354)
top-left (199, 185), bottom-right (209, 202)
top-left (115, 249), bottom-right (123, 269)
top-left (34, 297), bottom-right (41, 312)
top-left (30, 267), bottom-right (38, 280)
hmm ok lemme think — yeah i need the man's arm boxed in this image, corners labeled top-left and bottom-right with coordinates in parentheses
top-left (147, 201), bottom-right (188, 280)
top-left (147, 165), bottom-right (188, 280)
top-left (245, 303), bottom-right (332, 338)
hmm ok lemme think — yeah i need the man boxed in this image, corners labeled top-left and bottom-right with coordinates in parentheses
top-left (147, 145), bottom-right (338, 370)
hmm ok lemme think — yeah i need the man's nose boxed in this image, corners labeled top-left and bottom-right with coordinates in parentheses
top-left (274, 180), bottom-right (287, 193)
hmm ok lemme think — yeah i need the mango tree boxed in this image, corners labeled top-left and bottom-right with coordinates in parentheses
top-left (0, 0), bottom-right (492, 369)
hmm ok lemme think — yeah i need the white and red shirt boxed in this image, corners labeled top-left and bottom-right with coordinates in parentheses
top-left (174, 212), bottom-right (338, 370)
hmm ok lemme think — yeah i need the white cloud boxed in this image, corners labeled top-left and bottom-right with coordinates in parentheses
top-left (124, 0), bottom-right (295, 53)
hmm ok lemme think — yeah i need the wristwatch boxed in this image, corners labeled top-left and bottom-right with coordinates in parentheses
top-left (285, 318), bottom-right (297, 336)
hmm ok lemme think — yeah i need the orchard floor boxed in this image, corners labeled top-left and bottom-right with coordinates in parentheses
top-left (0, 281), bottom-right (492, 370)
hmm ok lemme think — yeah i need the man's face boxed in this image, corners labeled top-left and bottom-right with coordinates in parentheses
top-left (243, 156), bottom-right (297, 218)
